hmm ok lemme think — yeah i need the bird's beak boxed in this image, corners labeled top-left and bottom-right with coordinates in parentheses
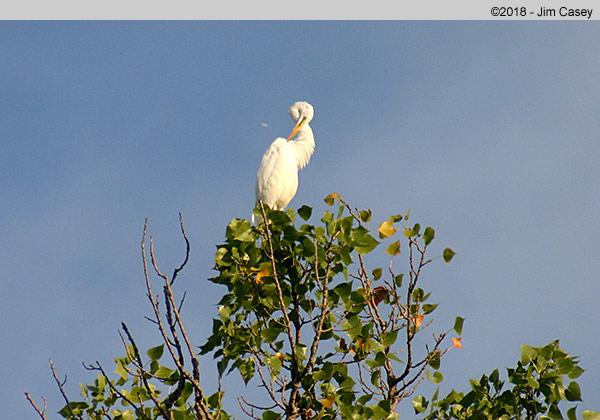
top-left (287, 117), bottom-right (307, 141)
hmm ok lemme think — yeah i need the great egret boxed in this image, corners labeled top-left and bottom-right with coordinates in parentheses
top-left (255, 101), bottom-right (315, 211)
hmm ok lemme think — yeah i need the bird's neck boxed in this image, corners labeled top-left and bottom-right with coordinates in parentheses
top-left (291, 125), bottom-right (315, 169)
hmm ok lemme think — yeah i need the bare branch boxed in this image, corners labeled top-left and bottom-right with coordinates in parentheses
top-left (120, 322), bottom-right (170, 419)
top-left (49, 359), bottom-right (78, 419)
top-left (171, 212), bottom-right (190, 286)
top-left (141, 219), bottom-right (212, 419)
top-left (303, 241), bottom-right (331, 377)
top-left (24, 393), bottom-right (47, 420)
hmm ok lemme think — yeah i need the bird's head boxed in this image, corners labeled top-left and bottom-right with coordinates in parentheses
top-left (287, 101), bottom-right (314, 141)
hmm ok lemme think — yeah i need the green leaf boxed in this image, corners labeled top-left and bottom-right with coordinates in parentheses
top-left (262, 410), bottom-right (280, 420)
top-left (350, 227), bottom-right (379, 254)
top-left (567, 407), bottom-right (577, 420)
top-left (422, 303), bottom-right (438, 314)
top-left (582, 411), bottom-right (600, 420)
top-left (432, 371), bottom-right (444, 384)
top-left (218, 305), bottom-right (231, 321)
top-left (58, 402), bottom-right (90, 417)
top-left (262, 324), bottom-right (283, 342)
top-left (428, 351), bottom-right (441, 370)
top-left (372, 268), bottom-right (383, 281)
top-left (526, 375), bottom-right (539, 389)
top-left (443, 247), bottom-right (456, 263)
top-left (568, 365), bottom-right (584, 379)
top-left (548, 404), bottom-right (563, 420)
top-left (120, 410), bottom-right (135, 420)
top-left (155, 366), bottom-right (175, 379)
top-left (489, 368), bottom-right (499, 386)
top-left (297, 205), bottom-right (312, 221)
top-left (386, 240), bottom-right (401, 256)
top-left (453, 316), bottom-right (465, 335)
top-left (115, 361), bottom-right (128, 381)
top-left (268, 355), bottom-right (282, 377)
top-left (412, 288), bottom-right (424, 302)
top-left (565, 381), bottom-right (582, 401)
top-left (394, 274), bottom-right (403, 287)
top-left (521, 344), bottom-right (536, 364)
top-left (412, 395), bottom-right (428, 414)
top-left (412, 223), bottom-right (421, 235)
top-left (239, 358), bottom-right (255, 384)
top-left (359, 209), bottom-right (372, 222)
top-left (370, 370), bottom-right (381, 387)
top-left (226, 218), bottom-right (255, 242)
top-left (390, 213), bottom-right (403, 223)
top-left (423, 227), bottom-right (435, 245)
top-left (380, 330), bottom-right (398, 347)
top-left (146, 344), bottom-right (164, 361)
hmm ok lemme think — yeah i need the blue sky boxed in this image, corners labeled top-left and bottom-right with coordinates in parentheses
top-left (2, 22), bottom-right (599, 417)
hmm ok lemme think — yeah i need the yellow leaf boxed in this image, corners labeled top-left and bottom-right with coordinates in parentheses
top-left (451, 337), bottom-right (463, 349)
top-left (378, 220), bottom-right (397, 239)
top-left (324, 192), bottom-right (340, 206)
top-left (255, 267), bottom-right (271, 284)
top-left (321, 395), bottom-right (335, 408)
top-left (414, 314), bottom-right (424, 328)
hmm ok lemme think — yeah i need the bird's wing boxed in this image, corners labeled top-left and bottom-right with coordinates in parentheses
top-left (256, 138), bottom-right (297, 209)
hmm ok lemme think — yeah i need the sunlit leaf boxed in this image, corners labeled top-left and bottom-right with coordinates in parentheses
top-left (386, 240), bottom-right (401, 256)
top-left (321, 395), bottom-right (335, 409)
top-left (582, 410), bottom-right (600, 420)
top-left (452, 337), bottom-right (463, 349)
top-left (381, 330), bottom-right (398, 347)
top-left (351, 227), bottom-right (379, 254)
top-left (255, 267), bottom-right (271, 284)
top-left (146, 344), bottom-right (164, 361)
top-left (412, 395), bottom-right (428, 414)
top-left (324, 192), bottom-right (340, 206)
top-left (114, 361), bottom-right (128, 381)
top-left (378, 220), bottom-right (397, 239)
top-left (422, 304), bottom-right (438, 314)
top-left (521, 344), bottom-right (536, 364)
top-left (414, 314), bottom-right (425, 328)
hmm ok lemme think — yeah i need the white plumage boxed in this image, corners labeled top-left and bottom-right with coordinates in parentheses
top-left (255, 101), bottom-right (315, 211)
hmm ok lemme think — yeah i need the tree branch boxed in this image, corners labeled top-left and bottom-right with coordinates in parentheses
top-left (24, 393), bottom-right (47, 420)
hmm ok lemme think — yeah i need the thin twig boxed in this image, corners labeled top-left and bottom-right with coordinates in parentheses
top-left (24, 393), bottom-right (47, 420)
top-left (170, 212), bottom-right (190, 286)
top-left (258, 203), bottom-right (297, 361)
top-left (49, 359), bottom-right (78, 419)
top-left (141, 220), bottom-right (212, 419)
top-left (120, 322), bottom-right (170, 419)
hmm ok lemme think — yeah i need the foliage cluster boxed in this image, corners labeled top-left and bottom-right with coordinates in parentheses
top-left (24, 195), bottom-right (598, 420)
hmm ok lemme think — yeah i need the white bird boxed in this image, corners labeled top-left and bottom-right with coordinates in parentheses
top-left (255, 101), bottom-right (315, 211)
